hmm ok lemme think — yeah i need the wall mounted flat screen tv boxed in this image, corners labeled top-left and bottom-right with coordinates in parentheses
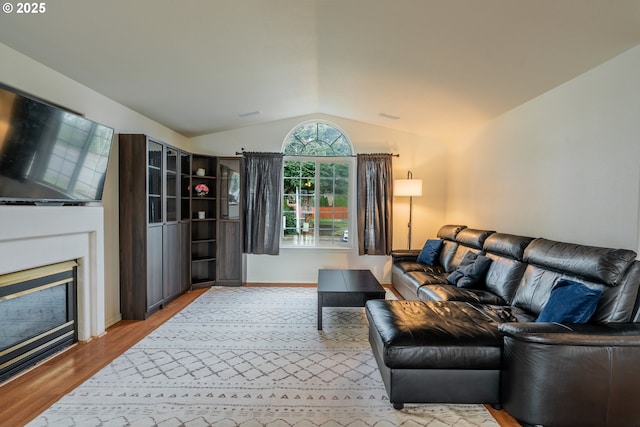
top-left (0, 83), bottom-right (114, 205)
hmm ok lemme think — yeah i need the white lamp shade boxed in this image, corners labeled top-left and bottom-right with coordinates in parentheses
top-left (394, 179), bottom-right (423, 196)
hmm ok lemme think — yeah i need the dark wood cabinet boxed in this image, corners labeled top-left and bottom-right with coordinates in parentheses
top-left (120, 139), bottom-right (243, 319)
top-left (179, 152), bottom-right (192, 294)
top-left (190, 155), bottom-right (243, 287)
top-left (119, 134), bottom-right (191, 320)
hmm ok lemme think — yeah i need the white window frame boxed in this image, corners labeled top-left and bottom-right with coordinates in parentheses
top-left (281, 121), bottom-right (355, 249)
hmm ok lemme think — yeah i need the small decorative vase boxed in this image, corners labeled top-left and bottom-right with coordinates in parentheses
top-left (196, 168), bottom-right (205, 177)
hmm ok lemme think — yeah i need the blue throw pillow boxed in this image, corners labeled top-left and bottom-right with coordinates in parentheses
top-left (457, 255), bottom-right (492, 288)
top-left (446, 251), bottom-right (478, 284)
top-left (417, 239), bottom-right (443, 265)
top-left (446, 251), bottom-right (492, 288)
top-left (536, 279), bottom-right (603, 323)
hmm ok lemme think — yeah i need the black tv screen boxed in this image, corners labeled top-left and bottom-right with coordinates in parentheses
top-left (0, 84), bottom-right (114, 204)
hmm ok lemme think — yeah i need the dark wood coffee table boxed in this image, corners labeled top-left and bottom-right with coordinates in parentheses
top-left (317, 269), bottom-right (386, 330)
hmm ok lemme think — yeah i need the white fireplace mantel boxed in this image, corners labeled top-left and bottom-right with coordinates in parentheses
top-left (0, 205), bottom-right (106, 341)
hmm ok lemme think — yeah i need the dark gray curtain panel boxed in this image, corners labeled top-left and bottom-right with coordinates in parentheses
top-left (243, 152), bottom-right (284, 255)
top-left (356, 154), bottom-right (393, 255)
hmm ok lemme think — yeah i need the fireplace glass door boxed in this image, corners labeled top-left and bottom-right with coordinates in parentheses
top-left (0, 260), bottom-right (77, 382)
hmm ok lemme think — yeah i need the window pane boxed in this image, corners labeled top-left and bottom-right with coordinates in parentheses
top-left (293, 122), bottom-right (317, 144)
top-left (335, 163), bottom-right (349, 178)
top-left (284, 160), bottom-right (301, 176)
top-left (331, 136), bottom-right (352, 156)
top-left (283, 160), bottom-right (316, 245)
top-left (300, 161), bottom-right (315, 178)
top-left (335, 178), bottom-right (349, 197)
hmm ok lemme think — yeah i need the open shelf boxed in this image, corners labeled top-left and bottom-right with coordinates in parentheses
top-left (190, 154), bottom-right (218, 288)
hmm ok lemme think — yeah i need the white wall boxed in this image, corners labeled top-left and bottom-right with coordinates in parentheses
top-left (191, 113), bottom-right (447, 283)
top-left (0, 42), bottom-right (192, 327)
top-left (446, 45), bottom-right (640, 253)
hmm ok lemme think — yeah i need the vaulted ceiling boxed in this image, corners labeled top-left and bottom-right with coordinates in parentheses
top-left (1, 0), bottom-right (640, 141)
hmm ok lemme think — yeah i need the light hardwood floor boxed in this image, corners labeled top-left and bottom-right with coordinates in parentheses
top-left (0, 285), bottom-right (520, 427)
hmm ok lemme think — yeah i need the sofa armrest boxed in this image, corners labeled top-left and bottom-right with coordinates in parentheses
top-left (498, 322), bottom-right (640, 346)
top-left (500, 322), bottom-right (640, 426)
top-left (391, 249), bottom-right (421, 263)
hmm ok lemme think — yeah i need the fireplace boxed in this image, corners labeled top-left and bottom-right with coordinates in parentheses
top-left (0, 205), bottom-right (108, 383)
top-left (0, 261), bottom-right (78, 382)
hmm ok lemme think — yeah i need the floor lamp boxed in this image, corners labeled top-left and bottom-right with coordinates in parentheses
top-left (394, 171), bottom-right (423, 249)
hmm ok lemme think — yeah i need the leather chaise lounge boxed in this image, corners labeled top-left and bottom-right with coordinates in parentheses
top-left (365, 225), bottom-right (640, 426)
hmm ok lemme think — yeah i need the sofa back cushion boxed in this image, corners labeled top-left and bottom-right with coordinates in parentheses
top-left (482, 233), bottom-right (534, 304)
top-left (512, 238), bottom-right (639, 323)
top-left (523, 238), bottom-right (636, 286)
top-left (442, 228), bottom-right (495, 273)
top-left (483, 233), bottom-right (533, 261)
top-left (535, 279), bottom-right (603, 323)
top-left (485, 256), bottom-right (528, 305)
top-left (436, 224), bottom-right (467, 240)
top-left (597, 260), bottom-right (640, 323)
top-left (512, 265), bottom-right (603, 317)
top-left (436, 240), bottom-right (460, 272)
top-left (455, 228), bottom-right (495, 249)
top-left (435, 225), bottom-right (467, 272)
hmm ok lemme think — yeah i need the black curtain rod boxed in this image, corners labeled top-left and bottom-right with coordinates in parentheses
top-left (235, 151), bottom-right (399, 158)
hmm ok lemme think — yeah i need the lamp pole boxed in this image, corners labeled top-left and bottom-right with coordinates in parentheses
top-left (407, 171), bottom-right (414, 249)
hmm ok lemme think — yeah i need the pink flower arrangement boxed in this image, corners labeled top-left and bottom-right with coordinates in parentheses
top-left (195, 183), bottom-right (209, 196)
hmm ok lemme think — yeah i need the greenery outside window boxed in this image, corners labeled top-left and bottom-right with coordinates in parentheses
top-left (282, 121), bottom-right (353, 248)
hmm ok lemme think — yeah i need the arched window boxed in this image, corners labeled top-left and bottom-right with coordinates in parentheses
top-left (284, 121), bottom-right (353, 156)
top-left (282, 121), bottom-right (354, 248)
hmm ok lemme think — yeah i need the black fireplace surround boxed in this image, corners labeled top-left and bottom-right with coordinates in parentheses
top-left (366, 225), bottom-right (640, 427)
top-left (0, 261), bottom-right (77, 382)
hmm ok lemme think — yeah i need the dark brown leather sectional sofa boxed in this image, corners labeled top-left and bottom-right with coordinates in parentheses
top-left (365, 225), bottom-right (640, 426)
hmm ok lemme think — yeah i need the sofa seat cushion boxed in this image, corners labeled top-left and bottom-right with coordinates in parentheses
top-left (365, 300), bottom-right (518, 370)
top-left (417, 284), bottom-right (506, 305)
top-left (394, 261), bottom-right (445, 275)
top-left (406, 270), bottom-right (448, 287)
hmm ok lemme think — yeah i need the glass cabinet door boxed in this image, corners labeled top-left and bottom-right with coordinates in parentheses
top-left (165, 147), bottom-right (178, 222)
top-left (147, 140), bottom-right (163, 224)
top-left (180, 151), bottom-right (191, 221)
top-left (219, 158), bottom-right (241, 220)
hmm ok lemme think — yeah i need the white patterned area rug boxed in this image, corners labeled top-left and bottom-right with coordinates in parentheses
top-left (30, 286), bottom-right (498, 427)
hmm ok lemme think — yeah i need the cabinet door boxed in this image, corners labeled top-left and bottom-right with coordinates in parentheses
top-left (219, 158), bottom-right (241, 220)
top-left (217, 221), bottom-right (242, 285)
top-left (165, 147), bottom-right (178, 223)
top-left (217, 157), bottom-right (242, 286)
top-left (163, 223), bottom-right (180, 301)
top-left (147, 141), bottom-right (163, 224)
top-left (147, 225), bottom-right (164, 312)
top-left (180, 151), bottom-right (191, 221)
top-left (179, 222), bottom-right (191, 293)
